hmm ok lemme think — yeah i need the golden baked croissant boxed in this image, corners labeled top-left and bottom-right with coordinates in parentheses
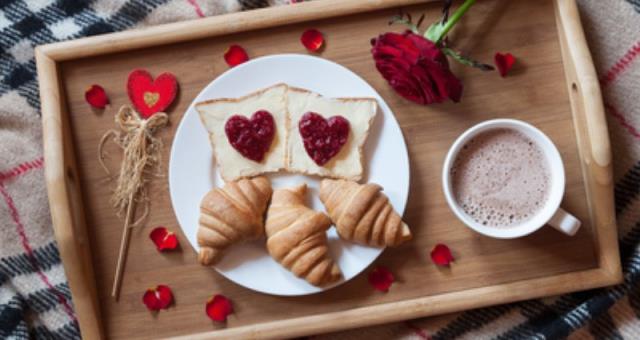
top-left (319, 179), bottom-right (411, 247)
top-left (265, 184), bottom-right (342, 286)
top-left (197, 176), bottom-right (272, 265)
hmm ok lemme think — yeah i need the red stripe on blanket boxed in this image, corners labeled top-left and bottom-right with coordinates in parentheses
top-left (600, 40), bottom-right (640, 87)
top-left (186, 0), bottom-right (205, 18)
top-left (605, 103), bottom-right (640, 139)
top-left (0, 156), bottom-right (44, 182)
top-left (404, 321), bottom-right (431, 340)
top-left (0, 183), bottom-right (77, 322)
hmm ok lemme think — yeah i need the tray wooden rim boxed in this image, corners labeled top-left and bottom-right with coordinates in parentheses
top-left (35, 0), bottom-right (622, 339)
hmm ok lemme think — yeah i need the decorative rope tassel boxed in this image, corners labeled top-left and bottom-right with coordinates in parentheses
top-left (98, 105), bottom-right (168, 299)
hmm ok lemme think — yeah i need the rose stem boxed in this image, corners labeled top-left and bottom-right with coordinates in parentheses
top-left (434, 0), bottom-right (477, 43)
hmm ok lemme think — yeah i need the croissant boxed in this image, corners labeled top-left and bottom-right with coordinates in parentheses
top-left (265, 184), bottom-right (342, 286)
top-left (319, 179), bottom-right (411, 247)
top-left (197, 176), bottom-right (272, 266)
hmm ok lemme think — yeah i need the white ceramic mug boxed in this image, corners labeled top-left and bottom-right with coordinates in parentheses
top-left (442, 119), bottom-right (581, 238)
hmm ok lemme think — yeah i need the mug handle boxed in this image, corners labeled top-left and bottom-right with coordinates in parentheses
top-left (548, 208), bottom-right (581, 236)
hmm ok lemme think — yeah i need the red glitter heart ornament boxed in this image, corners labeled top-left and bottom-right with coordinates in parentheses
top-left (225, 110), bottom-right (275, 162)
top-left (494, 52), bottom-right (516, 77)
top-left (298, 112), bottom-right (350, 166)
top-left (368, 266), bottom-right (395, 292)
top-left (85, 84), bottom-right (109, 109)
top-left (142, 285), bottom-right (173, 311)
top-left (206, 294), bottom-right (233, 322)
top-left (430, 243), bottom-right (454, 266)
top-left (149, 226), bottom-right (179, 251)
top-left (127, 69), bottom-right (178, 118)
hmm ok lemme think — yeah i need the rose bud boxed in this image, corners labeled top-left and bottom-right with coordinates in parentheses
top-left (371, 32), bottom-right (463, 105)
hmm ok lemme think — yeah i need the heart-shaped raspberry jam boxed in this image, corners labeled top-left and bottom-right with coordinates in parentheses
top-left (225, 110), bottom-right (275, 162)
top-left (298, 112), bottom-right (350, 166)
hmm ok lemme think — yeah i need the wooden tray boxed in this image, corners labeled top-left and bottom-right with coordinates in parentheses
top-left (36, 0), bottom-right (622, 338)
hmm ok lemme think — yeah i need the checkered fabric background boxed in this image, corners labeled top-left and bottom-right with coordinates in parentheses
top-left (0, 0), bottom-right (638, 339)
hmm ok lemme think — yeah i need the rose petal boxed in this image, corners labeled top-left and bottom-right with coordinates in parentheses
top-left (494, 52), bottom-right (516, 77)
top-left (224, 45), bottom-right (249, 67)
top-left (155, 285), bottom-right (173, 308)
top-left (430, 243), bottom-right (454, 266)
top-left (206, 294), bottom-right (233, 322)
top-left (149, 227), bottom-right (179, 251)
top-left (85, 84), bottom-right (109, 109)
top-left (143, 285), bottom-right (173, 311)
top-left (143, 289), bottom-right (160, 310)
top-left (301, 29), bottom-right (324, 52)
top-left (368, 266), bottom-right (395, 292)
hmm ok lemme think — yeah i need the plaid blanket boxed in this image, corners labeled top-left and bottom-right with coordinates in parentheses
top-left (0, 0), bottom-right (638, 339)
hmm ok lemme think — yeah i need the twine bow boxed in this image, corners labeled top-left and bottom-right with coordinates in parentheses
top-left (116, 104), bottom-right (168, 134)
top-left (99, 105), bottom-right (168, 226)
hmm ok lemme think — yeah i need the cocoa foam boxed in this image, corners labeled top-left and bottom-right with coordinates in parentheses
top-left (451, 128), bottom-right (550, 228)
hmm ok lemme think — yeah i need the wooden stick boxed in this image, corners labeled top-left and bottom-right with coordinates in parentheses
top-left (111, 193), bottom-right (136, 300)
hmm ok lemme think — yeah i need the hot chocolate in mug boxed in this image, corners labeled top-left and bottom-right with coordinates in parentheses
top-left (442, 119), bottom-right (580, 239)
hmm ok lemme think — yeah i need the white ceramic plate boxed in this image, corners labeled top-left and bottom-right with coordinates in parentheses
top-left (169, 54), bottom-right (410, 296)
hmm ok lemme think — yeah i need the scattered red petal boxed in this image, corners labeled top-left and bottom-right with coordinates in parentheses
top-left (430, 243), bottom-right (454, 266)
top-left (85, 84), bottom-right (109, 109)
top-left (149, 226), bottom-right (179, 251)
top-left (368, 266), bottom-right (395, 292)
top-left (494, 52), bottom-right (516, 77)
top-left (142, 285), bottom-right (173, 311)
top-left (224, 45), bottom-right (249, 67)
top-left (301, 29), bottom-right (324, 52)
top-left (206, 294), bottom-right (233, 322)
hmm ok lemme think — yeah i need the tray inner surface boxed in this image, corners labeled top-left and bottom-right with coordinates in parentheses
top-left (59, 1), bottom-right (597, 338)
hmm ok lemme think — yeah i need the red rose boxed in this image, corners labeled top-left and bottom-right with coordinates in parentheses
top-left (371, 31), bottom-right (463, 105)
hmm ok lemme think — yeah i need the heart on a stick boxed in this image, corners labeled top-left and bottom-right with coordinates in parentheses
top-left (225, 110), bottom-right (276, 162)
top-left (127, 69), bottom-right (178, 118)
top-left (298, 112), bottom-right (350, 166)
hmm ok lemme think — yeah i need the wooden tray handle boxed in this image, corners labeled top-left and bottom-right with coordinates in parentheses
top-left (36, 49), bottom-right (104, 340)
top-left (555, 0), bottom-right (620, 279)
top-left (556, 0), bottom-right (611, 167)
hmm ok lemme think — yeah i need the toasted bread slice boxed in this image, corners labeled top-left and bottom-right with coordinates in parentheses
top-left (286, 86), bottom-right (377, 181)
top-left (196, 84), bottom-right (288, 181)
